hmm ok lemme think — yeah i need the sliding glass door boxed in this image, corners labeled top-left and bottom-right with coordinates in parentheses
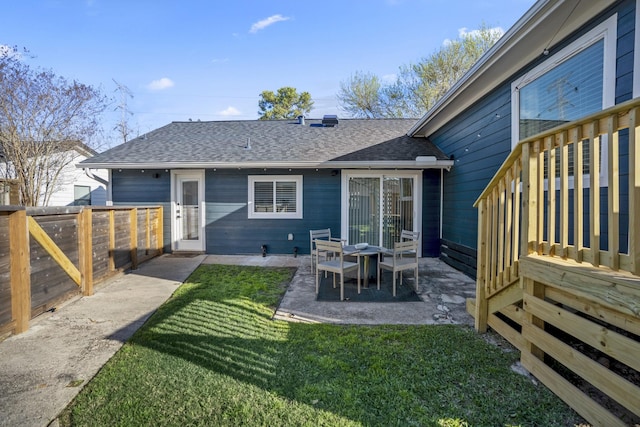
top-left (343, 171), bottom-right (420, 249)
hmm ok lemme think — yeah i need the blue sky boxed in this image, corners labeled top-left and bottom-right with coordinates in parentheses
top-left (3, 0), bottom-right (535, 144)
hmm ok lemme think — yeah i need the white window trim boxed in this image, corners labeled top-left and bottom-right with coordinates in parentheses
top-left (248, 175), bottom-right (303, 219)
top-left (340, 169), bottom-right (422, 256)
top-left (511, 14), bottom-right (617, 188)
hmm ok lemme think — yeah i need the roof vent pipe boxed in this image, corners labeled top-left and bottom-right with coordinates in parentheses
top-left (297, 115), bottom-right (305, 125)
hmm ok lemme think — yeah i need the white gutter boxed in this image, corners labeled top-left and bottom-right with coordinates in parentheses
top-left (78, 159), bottom-right (455, 170)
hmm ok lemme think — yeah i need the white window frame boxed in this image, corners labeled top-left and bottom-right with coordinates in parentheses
top-left (340, 169), bottom-right (422, 256)
top-left (248, 175), bottom-right (303, 219)
top-left (511, 14), bottom-right (617, 188)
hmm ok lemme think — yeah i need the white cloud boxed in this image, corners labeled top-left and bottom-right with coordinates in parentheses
top-left (211, 58), bottom-right (229, 64)
top-left (381, 74), bottom-right (397, 84)
top-left (147, 77), bottom-right (175, 91)
top-left (249, 14), bottom-right (290, 33)
top-left (444, 26), bottom-right (504, 46)
top-left (219, 106), bottom-right (242, 116)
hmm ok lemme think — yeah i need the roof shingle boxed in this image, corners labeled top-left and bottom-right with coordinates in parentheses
top-left (81, 118), bottom-right (449, 167)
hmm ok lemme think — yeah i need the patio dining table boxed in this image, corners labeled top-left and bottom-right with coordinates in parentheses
top-left (343, 244), bottom-right (386, 288)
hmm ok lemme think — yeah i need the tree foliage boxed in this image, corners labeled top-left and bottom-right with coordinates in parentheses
top-left (337, 72), bottom-right (383, 118)
top-left (258, 87), bottom-right (313, 120)
top-left (338, 24), bottom-right (503, 118)
top-left (0, 47), bottom-right (107, 206)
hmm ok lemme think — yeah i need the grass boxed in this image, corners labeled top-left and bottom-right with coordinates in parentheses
top-left (59, 264), bottom-right (581, 426)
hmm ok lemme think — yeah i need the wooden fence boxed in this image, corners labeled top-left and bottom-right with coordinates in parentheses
top-left (0, 205), bottom-right (163, 338)
top-left (470, 98), bottom-right (640, 425)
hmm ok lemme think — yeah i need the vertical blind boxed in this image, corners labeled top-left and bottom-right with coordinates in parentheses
top-left (348, 177), bottom-right (380, 245)
top-left (382, 177), bottom-right (414, 248)
top-left (348, 176), bottom-right (414, 247)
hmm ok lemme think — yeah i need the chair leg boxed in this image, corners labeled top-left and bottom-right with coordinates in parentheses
top-left (315, 268), bottom-right (319, 295)
top-left (340, 273), bottom-right (344, 301)
top-left (414, 266), bottom-right (419, 292)
top-left (392, 271), bottom-right (397, 297)
top-left (333, 272), bottom-right (336, 288)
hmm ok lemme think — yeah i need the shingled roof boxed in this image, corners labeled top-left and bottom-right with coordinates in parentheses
top-left (80, 118), bottom-right (451, 169)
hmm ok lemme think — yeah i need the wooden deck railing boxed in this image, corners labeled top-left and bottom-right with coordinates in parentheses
top-left (0, 205), bottom-right (163, 338)
top-left (473, 98), bottom-right (640, 330)
top-left (471, 98), bottom-right (640, 425)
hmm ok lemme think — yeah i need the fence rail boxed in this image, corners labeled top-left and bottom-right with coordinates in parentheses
top-left (472, 98), bottom-right (640, 425)
top-left (0, 205), bottom-right (163, 338)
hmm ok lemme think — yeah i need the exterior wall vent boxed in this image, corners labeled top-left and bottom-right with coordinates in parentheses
top-left (322, 115), bottom-right (338, 127)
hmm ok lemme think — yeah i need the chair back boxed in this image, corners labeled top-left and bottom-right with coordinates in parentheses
top-left (310, 228), bottom-right (331, 254)
top-left (400, 229), bottom-right (420, 241)
top-left (314, 239), bottom-right (343, 258)
top-left (310, 228), bottom-right (332, 241)
top-left (393, 239), bottom-right (418, 260)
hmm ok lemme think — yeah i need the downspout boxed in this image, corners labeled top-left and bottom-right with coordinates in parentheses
top-left (84, 168), bottom-right (108, 186)
top-left (84, 167), bottom-right (112, 206)
top-left (440, 168), bottom-right (443, 240)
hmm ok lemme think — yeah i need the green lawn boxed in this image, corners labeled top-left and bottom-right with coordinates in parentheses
top-left (59, 264), bottom-right (581, 426)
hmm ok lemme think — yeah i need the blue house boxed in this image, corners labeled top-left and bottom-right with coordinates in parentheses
top-left (81, 0), bottom-right (639, 279)
top-left (407, 0), bottom-right (639, 277)
top-left (80, 117), bottom-right (452, 257)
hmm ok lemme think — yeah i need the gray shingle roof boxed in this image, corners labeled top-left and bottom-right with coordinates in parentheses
top-left (81, 118), bottom-right (450, 168)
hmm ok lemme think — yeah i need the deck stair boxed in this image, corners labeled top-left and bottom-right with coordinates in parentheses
top-left (470, 98), bottom-right (640, 425)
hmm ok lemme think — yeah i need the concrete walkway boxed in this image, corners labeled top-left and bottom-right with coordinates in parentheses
top-left (0, 254), bottom-right (476, 427)
top-left (0, 254), bottom-right (206, 427)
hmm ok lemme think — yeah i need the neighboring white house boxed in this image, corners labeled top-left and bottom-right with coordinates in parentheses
top-left (0, 143), bottom-right (108, 206)
top-left (41, 145), bottom-right (108, 206)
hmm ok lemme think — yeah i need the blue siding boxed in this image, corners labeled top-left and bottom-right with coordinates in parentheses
top-left (109, 168), bottom-right (442, 256)
top-left (205, 169), bottom-right (341, 255)
top-left (429, 0), bottom-right (636, 274)
top-left (422, 169), bottom-right (442, 257)
top-left (111, 169), bottom-right (172, 252)
top-left (432, 85), bottom-right (513, 251)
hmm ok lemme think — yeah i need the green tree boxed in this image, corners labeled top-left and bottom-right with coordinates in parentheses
top-left (0, 46), bottom-right (107, 205)
top-left (337, 72), bottom-right (383, 118)
top-left (258, 86), bottom-right (313, 120)
top-left (338, 23), bottom-right (503, 118)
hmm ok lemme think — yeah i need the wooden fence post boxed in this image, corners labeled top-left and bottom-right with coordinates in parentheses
top-left (157, 206), bottom-right (164, 254)
top-left (628, 107), bottom-right (639, 275)
top-left (9, 210), bottom-right (30, 333)
top-left (78, 208), bottom-right (93, 296)
top-left (108, 209), bottom-right (115, 272)
top-left (474, 199), bottom-right (488, 332)
top-left (145, 207), bottom-right (151, 255)
top-left (130, 208), bottom-right (138, 269)
top-left (520, 142), bottom-right (538, 257)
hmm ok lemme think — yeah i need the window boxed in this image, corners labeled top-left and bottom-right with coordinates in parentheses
top-left (73, 185), bottom-right (91, 206)
top-left (511, 15), bottom-right (616, 186)
top-left (341, 170), bottom-right (422, 250)
top-left (248, 175), bottom-right (302, 219)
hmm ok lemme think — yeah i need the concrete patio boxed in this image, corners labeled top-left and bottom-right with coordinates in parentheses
top-left (203, 255), bottom-right (476, 326)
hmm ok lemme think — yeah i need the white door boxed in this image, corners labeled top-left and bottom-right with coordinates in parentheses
top-left (172, 171), bottom-right (205, 252)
